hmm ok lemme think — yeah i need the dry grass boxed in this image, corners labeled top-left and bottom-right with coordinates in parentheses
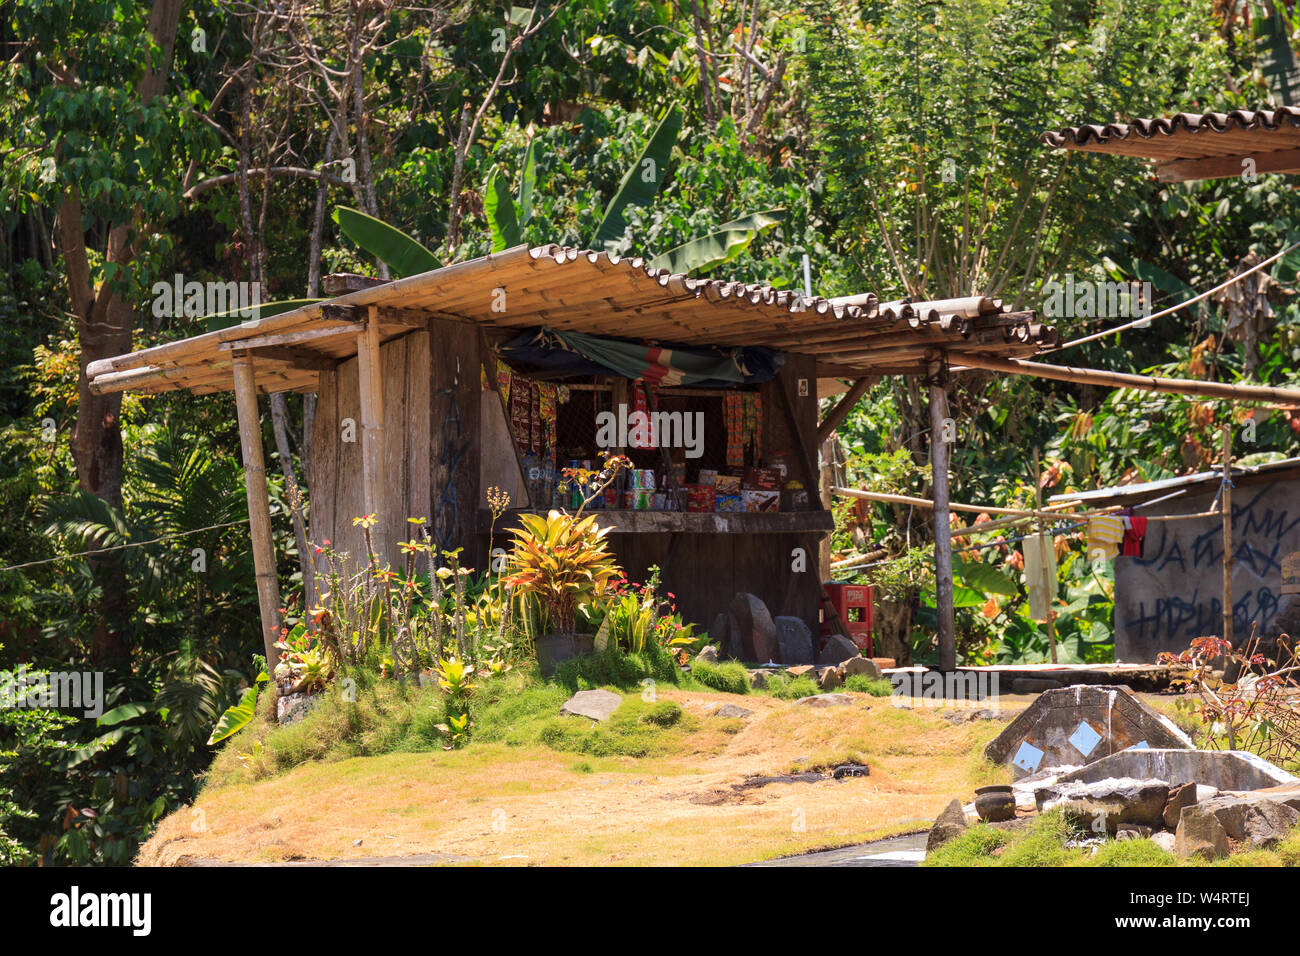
top-left (139, 687), bottom-right (1036, 867)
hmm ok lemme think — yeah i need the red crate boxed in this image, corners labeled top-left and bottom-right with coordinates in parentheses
top-left (821, 581), bottom-right (874, 656)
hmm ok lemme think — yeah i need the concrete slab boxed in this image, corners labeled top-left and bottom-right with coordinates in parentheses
top-left (1056, 749), bottom-right (1299, 792)
top-left (984, 685), bottom-right (1192, 778)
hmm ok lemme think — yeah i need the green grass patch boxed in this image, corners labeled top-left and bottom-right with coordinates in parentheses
top-left (843, 674), bottom-right (893, 696)
top-left (763, 674), bottom-right (820, 700)
top-left (688, 659), bottom-right (752, 695)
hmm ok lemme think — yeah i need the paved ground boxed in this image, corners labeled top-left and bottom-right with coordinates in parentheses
top-left (750, 831), bottom-right (927, 867)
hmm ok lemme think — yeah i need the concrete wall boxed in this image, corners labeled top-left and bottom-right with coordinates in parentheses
top-left (1114, 479), bottom-right (1300, 661)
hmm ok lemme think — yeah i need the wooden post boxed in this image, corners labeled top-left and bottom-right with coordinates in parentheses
top-left (1221, 424), bottom-right (1234, 647)
top-left (1032, 449), bottom-right (1059, 663)
top-left (232, 352), bottom-right (282, 672)
top-left (928, 360), bottom-right (956, 672)
top-left (357, 306), bottom-right (387, 558)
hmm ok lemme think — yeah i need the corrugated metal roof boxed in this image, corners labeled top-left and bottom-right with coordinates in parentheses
top-left (1047, 456), bottom-right (1300, 505)
top-left (87, 243), bottom-right (1057, 395)
top-left (1042, 107), bottom-right (1300, 181)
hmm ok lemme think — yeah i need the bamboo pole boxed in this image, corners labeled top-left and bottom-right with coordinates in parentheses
top-left (232, 352), bottom-right (282, 678)
top-left (1033, 449), bottom-right (1058, 663)
top-left (951, 352), bottom-right (1300, 405)
top-left (1222, 425), bottom-right (1235, 648)
top-left (357, 307), bottom-right (387, 557)
top-left (929, 362), bottom-right (956, 673)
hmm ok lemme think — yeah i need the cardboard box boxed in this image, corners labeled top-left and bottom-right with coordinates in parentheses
top-left (716, 493), bottom-right (744, 513)
top-left (743, 490), bottom-right (780, 513)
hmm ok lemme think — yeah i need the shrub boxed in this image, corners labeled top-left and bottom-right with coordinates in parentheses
top-left (765, 675), bottom-right (820, 700)
top-left (553, 644), bottom-right (681, 691)
top-left (689, 659), bottom-right (751, 695)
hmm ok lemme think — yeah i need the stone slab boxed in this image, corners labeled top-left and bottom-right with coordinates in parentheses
top-left (1057, 749), bottom-right (1298, 792)
top-left (560, 689), bottom-right (622, 722)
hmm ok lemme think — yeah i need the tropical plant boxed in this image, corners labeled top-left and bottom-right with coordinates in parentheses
top-left (502, 511), bottom-right (620, 635)
top-left (208, 667), bottom-right (270, 746)
top-left (433, 656), bottom-right (475, 749)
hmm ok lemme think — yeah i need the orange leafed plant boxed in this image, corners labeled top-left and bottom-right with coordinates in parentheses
top-left (502, 510), bottom-right (621, 635)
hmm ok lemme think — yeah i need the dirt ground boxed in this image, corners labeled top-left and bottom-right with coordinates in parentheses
top-left (137, 689), bottom-right (1180, 867)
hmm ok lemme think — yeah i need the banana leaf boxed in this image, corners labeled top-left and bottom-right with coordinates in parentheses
top-left (519, 138), bottom-right (538, 226)
top-left (593, 105), bottom-right (683, 252)
top-left (485, 167), bottom-right (522, 252)
top-left (206, 671), bottom-right (269, 746)
top-left (647, 209), bottom-right (786, 275)
top-left (204, 298), bottom-right (323, 333)
top-left (333, 206), bottom-right (441, 278)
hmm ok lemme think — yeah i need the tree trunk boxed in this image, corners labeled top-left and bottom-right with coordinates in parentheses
top-left (57, 0), bottom-right (183, 667)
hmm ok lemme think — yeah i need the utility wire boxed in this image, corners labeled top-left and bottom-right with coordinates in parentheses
top-left (1047, 238), bottom-right (1300, 354)
top-left (0, 520), bottom-right (249, 573)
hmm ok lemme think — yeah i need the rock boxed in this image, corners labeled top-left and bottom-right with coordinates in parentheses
top-left (730, 593), bottom-right (779, 663)
top-left (1176, 804), bottom-right (1231, 860)
top-left (794, 693), bottom-right (854, 707)
top-left (1150, 830), bottom-right (1176, 853)
top-left (1035, 777), bottom-right (1170, 832)
top-left (276, 691), bottom-right (321, 725)
top-left (747, 669), bottom-right (776, 689)
top-left (926, 799), bottom-right (969, 853)
top-left (832, 763), bottom-right (869, 780)
top-left (715, 703), bottom-right (754, 719)
top-left (1115, 824), bottom-right (1153, 840)
top-left (1163, 782), bottom-right (1198, 831)
top-left (695, 644), bottom-right (720, 665)
top-left (560, 689), bottom-right (622, 722)
top-left (839, 656), bottom-right (883, 680)
top-left (785, 664), bottom-right (815, 678)
top-left (773, 616), bottom-right (814, 665)
top-left (708, 612), bottom-right (730, 651)
top-left (726, 612), bottom-right (745, 661)
top-left (1198, 795), bottom-right (1300, 848)
top-left (817, 666), bottom-right (842, 691)
top-left (816, 633), bottom-right (859, 668)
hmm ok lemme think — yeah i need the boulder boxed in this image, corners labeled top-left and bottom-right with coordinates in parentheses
top-left (747, 669), bottom-right (776, 689)
top-left (560, 689), bottom-right (622, 722)
top-left (715, 703), bottom-right (754, 720)
top-left (785, 665), bottom-right (815, 679)
top-left (1175, 805), bottom-right (1231, 860)
top-left (1198, 795), bottom-right (1299, 849)
top-left (1150, 830), bottom-right (1177, 853)
top-left (926, 799), bottom-right (969, 853)
top-left (794, 693), bottom-right (854, 707)
top-left (1162, 782), bottom-right (1198, 831)
top-left (276, 691), bottom-right (321, 725)
top-left (708, 612), bottom-right (730, 651)
top-left (730, 593), bottom-right (779, 664)
top-left (816, 633), bottom-right (860, 668)
top-left (817, 666), bottom-right (842, 691)
top-left (1035, 777), bottom-right (1170, 832)
top-left (839, 656), bottom-right (883, 680)
top-left (773, 616), bottom-right (814, 665)
top-left (695, 644), bottom-right (720, 665)
top-left (726, 612), bottom-right (745, 661)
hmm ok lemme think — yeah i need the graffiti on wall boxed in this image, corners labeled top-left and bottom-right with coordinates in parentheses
top-left (1115, 482), bottom-right (1300, 659)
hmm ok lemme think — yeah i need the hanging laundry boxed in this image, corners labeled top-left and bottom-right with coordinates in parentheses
top-left (1022, 533), bottom-right (1057, 622)
top-left (1120, 508), bottom-right (1148, 558)
top-left (1085, 514), bottom-right (1125, 561)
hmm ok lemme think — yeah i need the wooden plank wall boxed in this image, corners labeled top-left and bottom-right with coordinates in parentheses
top-left (428, 318), bottom-right (485, 569)
top-left (308, 330), bottom-right (432, 571)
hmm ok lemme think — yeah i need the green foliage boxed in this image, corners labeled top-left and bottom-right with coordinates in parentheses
top-left (842, 674), bottom-right (892, 696)
top-left (207, 669), bottom-right (269, 746)
top-left (594, 106), bottom-right (683, 251)
top-left (332, 206), bottom-right (442, 277)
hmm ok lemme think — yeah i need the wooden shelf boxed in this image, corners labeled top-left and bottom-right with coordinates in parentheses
top-left (478, 508), bottom-right (834, 535)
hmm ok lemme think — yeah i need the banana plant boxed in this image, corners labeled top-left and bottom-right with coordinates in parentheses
top-left (332, 206), bottom-right (442, 278)
top-left (484, 105), bottom-right (786, 275)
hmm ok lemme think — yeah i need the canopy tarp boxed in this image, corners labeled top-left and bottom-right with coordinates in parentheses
top-left (497, 327), bottom-right (784, 387)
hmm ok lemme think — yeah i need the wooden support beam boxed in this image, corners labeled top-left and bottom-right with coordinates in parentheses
top-left (1221, 425), bottom-right (1234, 648)
top-left (928, 360), bottom-right (956, 673)
top-left (218, 321), bottom-right (365, 351)
top-left (232, 352), bottom-right (282, 678)
top-left (950, 352), bottom-right (1300, 405)
top-left (816, 376), bottom-right (874, 446)
top-left (357, 307), bottom-right (387, 556)
top-left (1157, 147), bottom-right (1300, 183)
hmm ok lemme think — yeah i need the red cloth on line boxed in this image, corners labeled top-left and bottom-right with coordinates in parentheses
top-left (1121, 514), bottom-right (1147, 557)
